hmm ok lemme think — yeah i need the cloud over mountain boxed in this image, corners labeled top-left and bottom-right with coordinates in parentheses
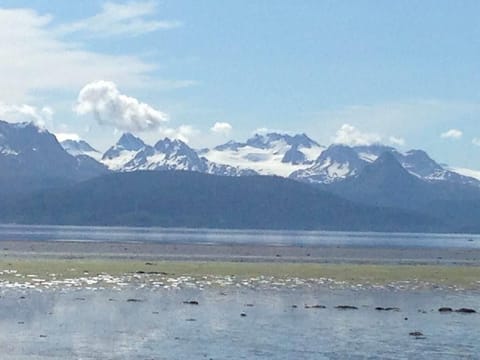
top-left (211, 122), bottom-right (232, 135)
top-left (333, 124), bottom-right (381, 146)
top-left (75, 80), bottom-right (169, 132)
top-left (0, 102), bottom-right (53, 127)
top-left (441, 129), bottom-right (463, 139)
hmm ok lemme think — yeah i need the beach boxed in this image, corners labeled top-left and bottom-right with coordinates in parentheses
top-left (1, 239), bottom-right (480, 289)
top-left (0, 236), bottom-right (479, 359)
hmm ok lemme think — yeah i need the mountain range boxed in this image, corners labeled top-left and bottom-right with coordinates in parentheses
top-left (1, 119), bottom-right (479, 232)
top-left (59, 128), bottom-right (480, 187)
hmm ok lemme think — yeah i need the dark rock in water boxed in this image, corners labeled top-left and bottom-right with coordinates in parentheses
top-left (438, 307), bottom-right (453, 313)
top-left (185, 318), bottom-right (196, 322)
top-left (375, 307), bottom-right (400, 312)
top-left (183, 300), bottom-right (199, 305)
top-left (126, 298), bottom-right (143, 302)
top-left (305, 305), bottom-right (326, 309)
top-left (240, 313), bottom-right (247, 317)
top-left (409, 331), bottom-right (425, 339)
top-left (152, 311), bottom-right (159, 314)
top-left (245, 304), bottom-right (254, 307)
top-left (39, 335), bottom-right (48, 338)
top-left (335, 305), bottom-right (358, 310)
top-left (455, 308), bottom-right (476, 313)
top-left (404, 317), bottom-right (408, 321)
top-left (291, 305), bottom-right (298, 309)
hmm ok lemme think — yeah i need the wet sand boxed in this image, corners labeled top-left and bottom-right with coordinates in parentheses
top-left (1, 239), bottom-right (480, 265)
top-left (0, 240), bottom-right (479, 289)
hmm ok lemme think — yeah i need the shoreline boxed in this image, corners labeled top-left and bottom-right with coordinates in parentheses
top-left (0, 240), bottom-right (479, 290)
top-left (0, 239), bottom-right (479, 266)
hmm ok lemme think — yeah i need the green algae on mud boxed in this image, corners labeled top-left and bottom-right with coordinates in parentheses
top-left (0, 258), bottom-right (479, 287)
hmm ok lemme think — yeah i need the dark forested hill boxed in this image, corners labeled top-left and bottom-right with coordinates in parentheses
top-left (0, 171), bottom-right (444, 232)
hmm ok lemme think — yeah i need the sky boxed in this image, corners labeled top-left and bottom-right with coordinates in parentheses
top-left (0, 0), bottom-right (479, 169)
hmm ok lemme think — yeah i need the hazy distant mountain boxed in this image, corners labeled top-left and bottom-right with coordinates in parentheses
top-left (325, 152), bottom-right (480, 231)
top-left (291, 143), bottom-right (479, 186)
top-left (0, 170), bottom-right (445, 232)
top-left (61, 139), bottom-right (102, 161)
top-left (0, 120), bottom-right (107, 193)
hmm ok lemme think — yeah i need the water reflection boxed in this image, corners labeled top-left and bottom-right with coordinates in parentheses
top-left (0, 287), bottom-right (478, 359)
top-left (0, 224), bottom-right (479, 249)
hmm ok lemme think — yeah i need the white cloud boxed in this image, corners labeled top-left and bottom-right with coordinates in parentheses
top-left (210, 122), bottom-right (232, 135)
top-left (0, 102), bottom-right (53, 127)
top-left (389, 136), bottom-right (405, 146)
top-left (54, 132), bottom-right (81, 142)
top-left (75, 80), bottom-right (169, 132)
top-left (332, 124), bottom-right (381, 146)
top-left (253, 127), bottom-right (287, 135)
top-left (57, 1), bottom-right (181, 38)
top-left (473, 138), bottom-right (480, 147)
top-left (0, 6), bottom-right (190, 103)
top-left (440, 129), bottom-right (463, 139)
top-left (159, 125), bottom-right (197, 144)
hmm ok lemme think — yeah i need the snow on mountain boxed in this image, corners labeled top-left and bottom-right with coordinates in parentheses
top-left (202, 132), bottom-right (324, 177)
top-left (102, 133), bottom-right (148, 171)
top-left (290, 144), bottom-right (367, 184)
top-left (447, 167), bottom-right (480, 182)
top-left (101, 134), bottom-right (256, 176)
top-left (124, 138), bottom-right (207, 172)
top-left (61, 139), bottom-right (102, 161)
top-left (0, 120), bottom-right (107, 183)
top-left (291, 143), bottom-right (480, 186)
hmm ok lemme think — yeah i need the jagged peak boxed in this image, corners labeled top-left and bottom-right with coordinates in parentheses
top-left (116, 133), bottom-right (146, 151)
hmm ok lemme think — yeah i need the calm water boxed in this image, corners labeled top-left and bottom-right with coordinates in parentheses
top-left (0, 224), bottom-right (479, 249)
top-left (0, 287), bottom-right (478, 359)
top-left (0, 225), bottom-right (479, 358)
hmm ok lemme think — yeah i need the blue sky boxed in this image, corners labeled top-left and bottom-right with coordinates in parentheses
top-left (0, 1), bottom-right (479, 169)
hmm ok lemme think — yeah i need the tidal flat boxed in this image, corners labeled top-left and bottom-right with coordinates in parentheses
top-left (0, 258), bottom-right (480, 291)
top-left (0, 234), bottom-right (479, 359)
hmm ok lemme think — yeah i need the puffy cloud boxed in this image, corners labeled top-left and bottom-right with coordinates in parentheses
top-left (159, 125), bottom-right (196, 144)
top-left (57, 1), bottom-right (182, 38)
top-left (473, 138), bottom-right (480, 147)
top-left (332, 124), bottom-right (381, 146)
top-left (211, 122), bottom-right (232, 135)
top-left (389, 136), bottom-right (405, 146)
top-left (440, 129), bottom-right (463, 139)
top-left (75, 80), bottom-right (169, 132)
top-left (0, 103), bottom-right (53, 127)
top-left (54, 132), bottom-right (81, 142)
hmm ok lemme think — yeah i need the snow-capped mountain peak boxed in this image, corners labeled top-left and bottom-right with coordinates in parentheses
top-left (61, 139), bottom-right (101, 161)
top-left (203, 132), bottom-right (324, 176)
top-left (102, 133), bottom-right (148, 171)
top-left (116, 133), bottom-right (146, 151)
top-left (290, 144), bottom-right (366, 184)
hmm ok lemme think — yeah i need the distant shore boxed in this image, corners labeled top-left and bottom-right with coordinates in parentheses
top-left (0, 239), bottom-right (479, 266)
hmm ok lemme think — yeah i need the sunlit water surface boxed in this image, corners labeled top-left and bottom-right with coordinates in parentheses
top-left (0, 224), bottom-right (479, 249)
top-left (0, 287), bottom-right (479, 359)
